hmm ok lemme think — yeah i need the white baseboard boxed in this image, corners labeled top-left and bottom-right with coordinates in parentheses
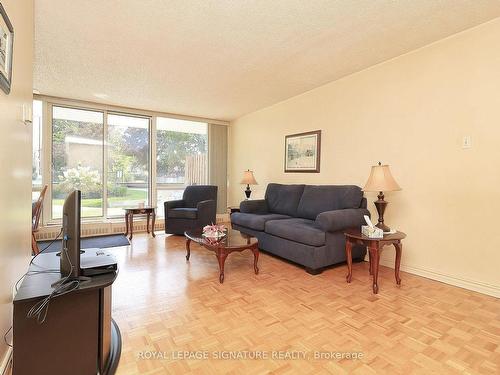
top-left (378, 259), bottom-right (500, 298)
top-left (0, 347), bottom-right (12, 375)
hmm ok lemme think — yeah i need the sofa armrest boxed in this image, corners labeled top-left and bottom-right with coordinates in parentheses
top-left (240, 199), bottom-right (268, 214)
top-left (164, 199), bottom-right (185, 217)
top-left (197, 199), bottom-right (217, 224)
top-left (315, 208), bottom-right (371, 233)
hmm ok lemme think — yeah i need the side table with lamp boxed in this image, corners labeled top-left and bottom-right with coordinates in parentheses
top-left (344, 162), bottom-right (406, 294)
top-left (362, 162), bottom-right (401, 233)
top-left (240, 169), bottom-right (258, 199)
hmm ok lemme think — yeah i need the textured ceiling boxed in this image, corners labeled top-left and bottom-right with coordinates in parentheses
top-left (34, 0), bottom-right (500, 121)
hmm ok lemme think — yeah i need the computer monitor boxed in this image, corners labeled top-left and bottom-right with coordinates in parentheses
top-left (60, 189), bottom-right (81, 278)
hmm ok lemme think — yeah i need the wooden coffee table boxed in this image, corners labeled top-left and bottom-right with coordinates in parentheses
top-left (184, 229), bottom-right (259, 283)
top-left (344, 228), bottom-right (406, 294)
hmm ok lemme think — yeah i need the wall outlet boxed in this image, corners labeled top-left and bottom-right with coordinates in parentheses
top-left (462, 136), bottom-right (472, 149)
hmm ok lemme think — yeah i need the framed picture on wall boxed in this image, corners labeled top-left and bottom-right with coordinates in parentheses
top-left (284, 130), bottom-right (321, 173)
top-left (0, 3), bottom-right (14, 95)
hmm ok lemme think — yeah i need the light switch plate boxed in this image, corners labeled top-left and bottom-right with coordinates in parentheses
top-left (462, 136), bottom-right (472, 149)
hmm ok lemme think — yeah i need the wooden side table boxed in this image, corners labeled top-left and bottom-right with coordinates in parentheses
top-left (344, 229), bottom-right (406, 294)
top-left (124, 207), bottom-right (156, 240)
top-left (227, 206), bottom-right (240, 215)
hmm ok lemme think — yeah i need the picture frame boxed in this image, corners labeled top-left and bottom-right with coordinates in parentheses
top-left (284, 130), bottom-right (321, 173)
top-left (0, 3), bottom-right (14, 95)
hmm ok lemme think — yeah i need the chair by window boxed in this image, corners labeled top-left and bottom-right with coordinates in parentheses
top-left (32, 185), bottom-right (48, 255)
top-left (164, 185), bottom-right (217, 235)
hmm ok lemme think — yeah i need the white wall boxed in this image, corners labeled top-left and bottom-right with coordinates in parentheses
top-left (229, 18), bottom-right (500, 297)
top-left (0, 0), bottom-right (33, 365)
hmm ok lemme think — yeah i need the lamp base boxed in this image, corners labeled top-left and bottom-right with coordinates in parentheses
top-left (244, 185), bottom-right (252, 200)
top-left (375, 222), bottom-right (390, 232)
top-left (374, 192), bottom-right (391, 232)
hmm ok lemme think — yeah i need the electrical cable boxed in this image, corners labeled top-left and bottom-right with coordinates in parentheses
top-left (26, 240), bottom-right (81, 324)
top-left (3, 326), bottom-right (12, 348)
top-left (30, 228), bottom-right (64, 266)
top-left (14, 228), bottom-right (64, 293)
top-left (3, 228), bottom-right (68, 343)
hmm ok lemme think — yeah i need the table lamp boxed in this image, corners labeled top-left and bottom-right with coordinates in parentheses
top-left (240, 170), bottom-right (258, 199)
top-left (363, 162), bottom-right (401, 232)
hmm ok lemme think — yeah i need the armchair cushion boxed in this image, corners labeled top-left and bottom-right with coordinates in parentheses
top-left (231, 212), bottom-right (290, 231)
top-left (315, 208), bottom-right (370, 233)
top-left (165, 199), bottom-right (185, 209)
top-left (168, 207), bottom-right (198, 219)
top-left (240, 199), bottom-right (268, 214)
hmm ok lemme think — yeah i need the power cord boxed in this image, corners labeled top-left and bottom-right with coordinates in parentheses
top-left (30, 228), bottom-right (64, 266)
top-left (26, 242), bottom-right (80, 324)
top-left (3, 326), bottom-right (12, 348)
top-left (2, 229), bottom-right (83, 351)
top-left (14, 228), bottom-right (64, 293)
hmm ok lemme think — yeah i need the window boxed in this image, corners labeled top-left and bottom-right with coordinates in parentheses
top-left (32, 100), bottom-right (43, 200)
top-left (156, 118), bottom-right (208, 216)
top-left (107, 114), bottom-right (150, 217)
top-left (36, 98), bottom-right (216, 224)
top-left (51, 106), bottom-right (104, 219)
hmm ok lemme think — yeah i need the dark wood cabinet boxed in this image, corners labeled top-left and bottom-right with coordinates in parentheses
top-left (12, 253), bottom-right (121, 375)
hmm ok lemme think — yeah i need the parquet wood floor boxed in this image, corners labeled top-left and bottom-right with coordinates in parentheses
top-left (108, 233), bottom-right (499, 375)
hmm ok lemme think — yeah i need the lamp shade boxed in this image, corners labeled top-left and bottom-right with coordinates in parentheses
top-left (363, 164), bottom-right (401, 192)
top-left (240, 170), bottom-right (258, 185)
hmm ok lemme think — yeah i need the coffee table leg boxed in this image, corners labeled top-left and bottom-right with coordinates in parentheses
top-left (217, 252), bottom-right (228, 283)
top-left (394, 242), bottom-right (402, 285)
top-left (251, 246), bottom-right (259, 274)
top-left (345, 239), bottom-right (353, 283)
top-left (146, 213), bottom-right (150, 233)
top-left (369, 244), bottom-right (380, 294)
top-left (185, 239), bottom-right (191, 261)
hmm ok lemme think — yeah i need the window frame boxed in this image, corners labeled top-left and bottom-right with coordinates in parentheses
top-left (106, 111), bottom-right (152, 218)
top-left (37, 97), bottom-right (217, 225)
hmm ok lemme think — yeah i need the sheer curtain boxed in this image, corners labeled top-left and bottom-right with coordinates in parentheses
top-left (208, 124), bottom-right (228, 214)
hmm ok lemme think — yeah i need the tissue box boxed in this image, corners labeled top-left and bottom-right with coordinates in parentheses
top-left (362, 225), bottom-right (383, 239)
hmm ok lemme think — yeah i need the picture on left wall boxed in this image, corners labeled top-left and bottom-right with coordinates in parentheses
top-left (0, 2), bottom-right (14, 94)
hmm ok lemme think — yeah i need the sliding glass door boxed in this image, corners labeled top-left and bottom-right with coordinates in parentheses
top-left (51, 106), bottom-right (104, 218)
top-left (107, 114), bottom-right (150, 217)
top-left (156, 117), bottom-right (207, 217)
top-left (42, 99), bottom-right (212, 223)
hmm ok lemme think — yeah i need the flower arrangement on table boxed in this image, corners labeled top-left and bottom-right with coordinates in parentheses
top-left (202, 223), bottom-right (227, 239)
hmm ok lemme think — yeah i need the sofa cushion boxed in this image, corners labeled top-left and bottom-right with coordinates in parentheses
top-left (296, 185), bottom-right (364, 220)
top-left (231, 212), bottom-right (291, 231)
top-left (265, 218), bottom-right (325, 247)
top-left (168, 207), bottom-right (198, 219)
top-left (265, 183), bottom-right (305, 216)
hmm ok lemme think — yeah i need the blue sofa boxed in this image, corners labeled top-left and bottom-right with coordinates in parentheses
top-left (231, 183), bottom-right (369, 274)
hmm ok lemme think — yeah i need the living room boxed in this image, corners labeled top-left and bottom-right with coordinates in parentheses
top-left (1, 1), bottom-right (499, 374)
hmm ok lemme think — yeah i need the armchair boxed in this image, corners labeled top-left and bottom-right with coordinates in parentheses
top-left (164, 185), bottom-right (218, 235)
